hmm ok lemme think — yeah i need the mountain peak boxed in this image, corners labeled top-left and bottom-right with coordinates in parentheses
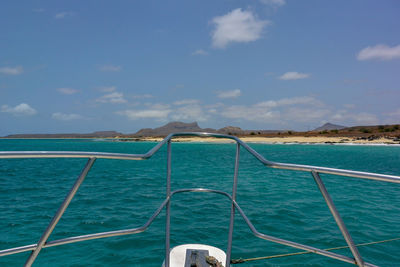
top-left (313, 123), bottom-right (346, 131)
top-left (134, 121), bottom-right (203, 136)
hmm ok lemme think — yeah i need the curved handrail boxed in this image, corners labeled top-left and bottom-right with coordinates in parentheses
top-left (1, 132), bottom-right (399, 183)
top-left (0, 197), bottom-right (169, 257)
top-left (0, 132), bottom-right (399, 266)
top-left (0, 188), bottom-right (378, 266)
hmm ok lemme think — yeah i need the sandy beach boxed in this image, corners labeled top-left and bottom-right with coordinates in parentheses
top-left (136, 136), bottom-right (400, 145)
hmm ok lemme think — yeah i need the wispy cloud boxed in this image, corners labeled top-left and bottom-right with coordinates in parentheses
top-left (387, 108), bottom-right (400, 118)
top-left (52, 112), bottom-right (83, 121)
top-left (96, 87), bottom-right (135, 103)
top-left (117, 101), bottom-right (208, 122)
top-left (219, 96), bottom-right (327, 123)
top-left (99, 65), bottom-right (122, 72)
top-left (211, 8), bottom-right (270, 49)
top-left (343, 104), bottom-right (356, 109)
top-left (54, 12), bottom-right (75, 19)
top-left (171, 104), bottom-right (208, 122)
top-left (96, 91), bottom-right (127, 104)
top-left (217, 89), bottom-right (241, 99)
top-left (278, 71), bottom-right (310, 80)
top-left (117, 108), bottom-right (171, 120)
top-left (192, 49), bottom-right (208, 56)
top-left (260, 0), bottom-right (286, 7)
top-left (173, 99), bottom-right (199, 105)
top-left (115, 96), bottom-right (389, 128)
top-left (383, 108), bottom-right (400, 124)
top-left (261, 96), bottom-right (323, 107)
top-left (331, 110), bottom-right (378, 125)
top-left (1, 103), bottom-right (37, 116)
top-left (173, 84), bottom-right (185, 89)
top-left (57, 88), bottom-right (78, 95)
top-left (98, 86), bottom-right (117, 92)
top-left (132, 94), bottom-right (153, 99)
top-left (0, 66), bottom-right (23, 75)
top-left (357, 44), bottom-right (400, 61)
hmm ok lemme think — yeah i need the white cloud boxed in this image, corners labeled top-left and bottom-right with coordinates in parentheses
top-left (116, 96), bottom-right (324, 125)
top-left (383, 109), bottom-right (400, 124)
top-left (221, 105), bottom-right (279, 121)
top-left (132, 94), bottom-right (153, 99)
top-left (217, 89), bottom-right (241, 99)
top-left (257, 96), bottom-right (323, 108)
top-left (99, 65), bottom-right (122, 72)
top-left (260, 0), bottom-right (286, 6)
top-left (220, 96), bottom-right (325, 123)
top-left (192, 49), bottom-right (208, 56)
top-left (57, 88), bottom-right (78, 95)
top-left (354, 113), bottom-right (379, 125)
top-left (331, 110), bottom-right (378, 125)
top-left (52, 112), bottom-right (83, 121)
top-left (98, 86), bottom-right (117, 92)
top-left (55, 12), bottom-right (74, 19)
top-left (118, 101), bottom-right (207, 122)
top-left (96, 92), bottom-right (127, 104)
top-left (173, 99), bottom-right (199, 105)
top-left (211, 8), bottom-right (270, 49)
top-left (0, 66), bottom-right (23, 75)
top-left (278, 72), bottom-right (310, 80)
top-left (1, 103), bottom-right (37, 116)
top-left (145, 103), bottom-right (170, 109)
top-left (283, 107), bottom-right (330, 122)
top-left (117, 109), bottom-right (171, 120)
top-left (387, 108), bottom-right (400, 118)
top-left (172, 106), bottom-right (208, 122)
top-left (357, 44), bottom-right (400, 61)
top-left (171, 103), bottom-right (208, 122)
top-left (115, 96), bottom-right (389, 128)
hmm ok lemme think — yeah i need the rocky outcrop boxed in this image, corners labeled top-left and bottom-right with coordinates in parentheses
top-left (133, 121), bottom-right (203, 136)
top-left (218, 126), bottom-right (245, 135)
top-left (313, 123), bottom-right (346, 131)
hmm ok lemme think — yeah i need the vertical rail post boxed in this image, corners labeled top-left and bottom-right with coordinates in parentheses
top-left (226, 143), bottom-right (240, 266)
top-left (24, 157), bottom-right (96, 267)
top-left (311, 170), bottom-right (364, 266)
top-left (165, 140), bottom-right (172, 267)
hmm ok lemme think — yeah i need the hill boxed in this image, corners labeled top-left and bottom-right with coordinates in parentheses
top-left (132, 122), bottom-right (281, 137)
top-left (133, 122), bottom-right (205, 136)
top-left (3, 122), bottom-right (399, 139)
top-left (313, 123), bottom-right (346, 131)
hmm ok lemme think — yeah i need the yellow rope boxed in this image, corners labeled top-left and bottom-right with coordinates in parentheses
top-left (230, 237), bottom-right (400, 264)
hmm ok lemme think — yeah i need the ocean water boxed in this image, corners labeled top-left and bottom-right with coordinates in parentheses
top-left (0, 139), bottom-right (399, 266)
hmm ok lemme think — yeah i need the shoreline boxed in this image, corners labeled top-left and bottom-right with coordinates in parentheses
top-left (134, 136), bottom-right (400, 145)
top-left (1, 136), bottom-right (399, 145)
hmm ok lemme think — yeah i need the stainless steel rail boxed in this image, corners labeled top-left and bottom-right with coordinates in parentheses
top-left (0, 132), bottom-right (399, 267)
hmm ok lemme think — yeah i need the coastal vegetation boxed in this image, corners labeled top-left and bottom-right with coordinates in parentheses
top-left (2, 121), bottom-right (400, 144)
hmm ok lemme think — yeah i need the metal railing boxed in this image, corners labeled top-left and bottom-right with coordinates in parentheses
top-left (0, 132), bottom-right (399, 267)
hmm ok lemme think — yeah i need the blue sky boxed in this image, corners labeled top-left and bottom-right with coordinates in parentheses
top-left (1, 0), bottom-right (399, 135)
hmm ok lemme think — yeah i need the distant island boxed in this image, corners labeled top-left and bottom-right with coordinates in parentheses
top-left (2, 121), bottom-right (400, 144)
top-left (2, 121), bottom-right (281, 138)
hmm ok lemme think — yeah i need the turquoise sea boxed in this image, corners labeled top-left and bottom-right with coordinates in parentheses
top-left (0, 139), bottom-right (399, 266)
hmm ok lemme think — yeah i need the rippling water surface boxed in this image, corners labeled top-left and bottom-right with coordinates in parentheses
top-left (1, 139), bottom-right (399, 266)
